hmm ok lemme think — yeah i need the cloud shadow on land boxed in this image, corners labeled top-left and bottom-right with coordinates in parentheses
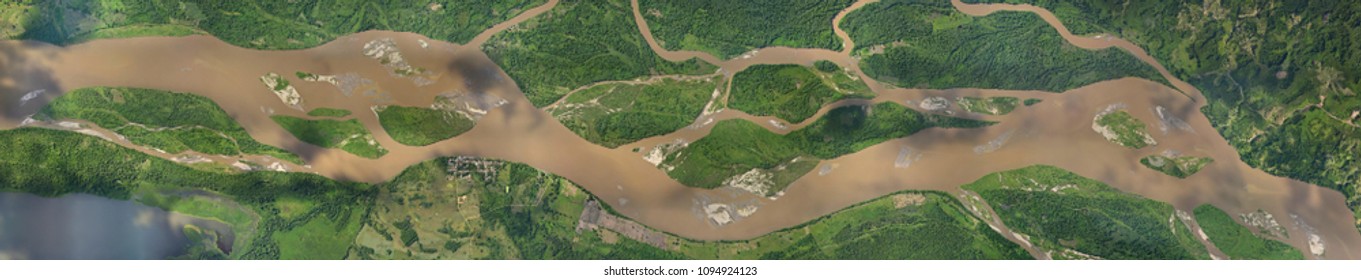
top-left (445, 49), bottom-right (548, 129)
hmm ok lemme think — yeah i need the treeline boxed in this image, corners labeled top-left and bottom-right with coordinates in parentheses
top-left (307, 108), bottom-right (352, 118)
top-left (0, 128), bottom-right (374, 259)
top-left (483, 0), bottom-right (715, 107)
top-left (957, 96), bottom-right (1020, 115)
top-left (639, 0), bottom-right (852, 58)
top-left (1139, 155), bottom-right (1212, 179)
top-left (271, 115), bottom-right (387, 159)
top-left (667, 102), bottom-right (991, 189)
top-left (729, 64), bottom-right (872, 123)
top-left (555, 79), bottom-right (715, 148)
top-left (824, 193), bottom-right (1031, 259)
top-left (4, 126), bottom-right (1034, 260)
top-left (392, 157), bottom-right (1029, 259)
top-left (376, 106), bottom-right (475, 146)
top-left (587, 112), bottom-right (690, 146)
top-left (970, 0), bottom-right (1361, 231)
top-left (244, 193), bottom-right (367, 259)
top-left (12, 0), bottom-right (546, 48)
top-left (840, 0), bottom-right (1168, 92)
top-left (1095, 110), bottom-right (1153, 149)
top-left (432, 159), bottom-right (684, 259)
top-left (1193, 204), bottom-right (1303, 260)
top-left (665, 119), bottom-right (809, 189)
top-left (963, 165), bottom-right (1210, 259)
top-left (787, 102), bottom-right (992, 158)
top-left (40, 87), bottom-right (302, 163)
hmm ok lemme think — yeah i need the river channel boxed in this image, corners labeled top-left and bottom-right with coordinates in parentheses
top-left (0, 0), bottom-right (1354, 259)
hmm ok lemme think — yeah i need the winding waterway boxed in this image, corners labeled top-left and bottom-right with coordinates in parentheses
top-left (0, 0), bottom-right (1355, 259)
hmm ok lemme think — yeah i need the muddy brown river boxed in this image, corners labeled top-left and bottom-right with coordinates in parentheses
top-left (0, 0), bottom-right (1356, 259)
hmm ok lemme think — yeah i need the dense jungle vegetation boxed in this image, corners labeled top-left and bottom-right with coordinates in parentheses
top-left (967, 0), bottom-right (1361, 232)
top-left (840, 0), bottom-right (1168, 92)
top-left (2, 0), bottom-right (546, 48)
top-left (483, 0), bottom-right (716, 107)
top-left (638, 0), bottom-right (853, 58)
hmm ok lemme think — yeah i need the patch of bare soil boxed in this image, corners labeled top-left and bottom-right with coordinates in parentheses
top-left (577, 199), bottom-right (669, 249)
top-left (891, 193), bottom-right (925, 208)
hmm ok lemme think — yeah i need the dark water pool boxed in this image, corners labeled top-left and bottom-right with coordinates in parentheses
top-left (0, 192), bottom-right (233, 259)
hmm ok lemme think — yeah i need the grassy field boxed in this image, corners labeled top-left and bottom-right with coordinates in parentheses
top-left (351, 158), bottom-right (683, 259)
top-left (729, 64), bottom-right (873, 123)
top-left (638, 0), bottom-right (854, 59)
top-left (83, 23), bottom-right (206, 41)
top-left (307, 108), bottom-right (352, 118)
top-left (375, 106), bottom-right (476, 147)
top-left (1140, 155), bottom-right (1213, 178)
top-left (960, 0), bottom-right (1110, 36)
top-left (966, 0), bottom-right (1361, 233)
top-left (271, 115), bottom-right (387, 158)
top-left (483, 0), bottom-right (715, 107)
top-left (132, 184), bottom-right (260, 259)
top-left (275, 203), bottom-right (367, 260)
top-left (665, 102), bottom-right (990, 193)
top-left (552, 77), bottom-right (718, 148)
top-left (813, 61), bottom-right (872, 96)
top-left (275, 196), bottom-right (318, 220)
top-left (352, 157), bottom-right (1029, 259)
top-left (963, 165), bottom-right (1209, 259)
top-left (5, 129), bottom-right (1207, 260)
top-left (0, 128), bottom-right (1026, 260)
top-left (177, 224), bottom-right (229, 259)
top-left (0, 128), bottom-right (374, 260)
top-left (840, 0), bottom-right (1167, 92)
top-left (6, 0), bottom-right (546, 49)
top-left (664, 120), bottom-right (814, 193)
top-left (0, 2), bottom-right (38, 38)
top-left (10, 0), bottom-right (1352, 260)
top-left (957, 96), bottom-right (1020, 115)
top-left (786, 102), bottom-right (992, 158)
top-left (0, 127), bottom-right (1031, 260)
top-left (1095, 110), bottom-right (1155, 149)
top-left (1193, 204), bottom-right (1304, 260)
top-left (40, 87), bottom-right (302, 164)
top-left (672, 191), bottom-right (1032, 259)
